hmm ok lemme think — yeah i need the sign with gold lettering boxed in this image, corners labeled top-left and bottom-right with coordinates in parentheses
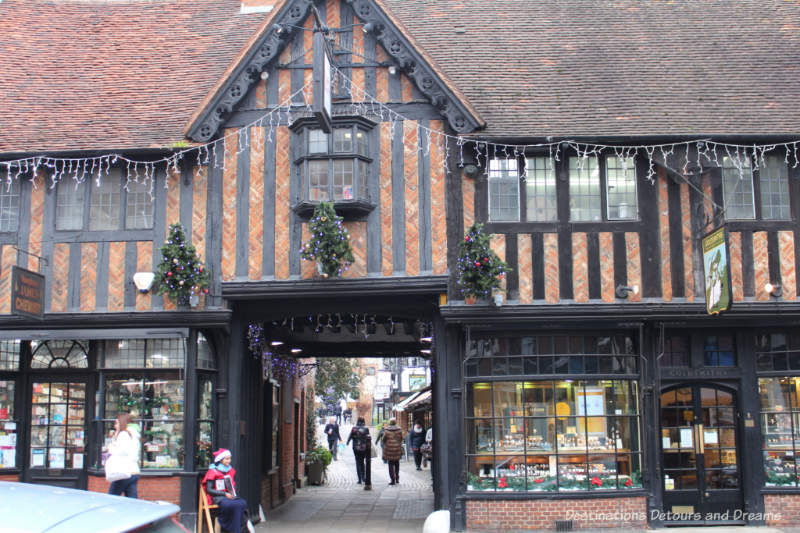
top-left (11, 266), bottom-right (44, 320)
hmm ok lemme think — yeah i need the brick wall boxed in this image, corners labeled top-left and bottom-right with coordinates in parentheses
top-left (466, 496), bottom-right (647, 531)
top-left (0, 473), bottom-right (19, 482)
top-left (764, 494), bottom-right (800, 526)
top-left (87, 474), bottom-right (180, 505)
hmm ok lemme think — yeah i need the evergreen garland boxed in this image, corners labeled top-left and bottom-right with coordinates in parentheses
top-left (155, 223), bottom-right (210, 306)
top-left (456, 223), bottom-right (508, 299)
top-left (300, 202), bottom-right (355, 278)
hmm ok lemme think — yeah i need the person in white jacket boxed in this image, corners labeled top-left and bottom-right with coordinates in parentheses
top-left (106, 412), bottom-right (141, 498)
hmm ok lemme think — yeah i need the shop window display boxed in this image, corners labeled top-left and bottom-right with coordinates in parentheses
top-left (466, 379), bottom-right (641, 492)
top-left (99, 339), bottom-right (186, 470)
top-left (0, 380), bottom-right (16, 468)
top-left (759, 377), bottom-right (800, 487)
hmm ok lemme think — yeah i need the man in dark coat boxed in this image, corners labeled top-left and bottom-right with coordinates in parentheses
top-left (381, 418), bottom-right (404, 485)
top-left (323, 416), bottom-right (342, 460)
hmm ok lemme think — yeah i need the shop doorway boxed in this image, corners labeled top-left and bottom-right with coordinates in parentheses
top-left (24, 380), bottom-right (89, 488)
top-left (660, 384), bottom-right (743, 523)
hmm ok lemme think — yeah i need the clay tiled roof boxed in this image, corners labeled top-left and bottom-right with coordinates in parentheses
top-left (1, 0), bottom-right (799, 154)
top-left (384, 0), bottom-right (800, 139)
top-left (0, 0), bottom-right (268, 154)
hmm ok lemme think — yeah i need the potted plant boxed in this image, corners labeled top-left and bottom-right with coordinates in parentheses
top-left (305, 445), bottom-right (332, 485)
top-left (456, 223), bottom-right (508, 302)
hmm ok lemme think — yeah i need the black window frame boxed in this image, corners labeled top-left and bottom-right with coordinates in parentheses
top-left (720, 154), bottom-right (793, 222)
top-left (291, 116), bottom-right (376, 219)
top-left (54, 167), bottom-right (155, 234)
top-left (481, 151), bottom-right (641, 228)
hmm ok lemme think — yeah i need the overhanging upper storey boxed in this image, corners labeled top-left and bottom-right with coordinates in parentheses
top-left (186, 0), bottom-right (484, 143)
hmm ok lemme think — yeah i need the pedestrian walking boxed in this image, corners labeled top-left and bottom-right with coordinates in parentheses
top-left (335, 404), bottom-right (343, 425)
top-left (201, 449), bottom-right (254, 533)
top-left (374, 422), bottom-right (388, 463)
top-left (408, 421), bottom-right (426, 471)
top-left (422, 427), bottom-right (433, 479)
top-left (323, 416), bottom-right (342, 460)
top-left (105, 412), bottom-right (140, 498)
top-left (345, 416), bottom-right (372, 490)
top-left (381, 418), bottom-right (404, 485)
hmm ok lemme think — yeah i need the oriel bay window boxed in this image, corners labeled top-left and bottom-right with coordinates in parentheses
top-left (465, 333), bottom-right (642, 492)
top-left (293, 117), bottom-right (375, 218)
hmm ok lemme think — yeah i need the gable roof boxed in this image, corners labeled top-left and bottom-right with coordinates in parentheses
top-left (185, 0), bottom-right (484, 142)
top-left (384, 0), bottom-right (800, 139)
top-left (0, 0), bottom-right (267, 154)
top-left (1, 0), bottom-right (799, 155)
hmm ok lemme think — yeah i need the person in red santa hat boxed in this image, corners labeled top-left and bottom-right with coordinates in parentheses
top-left (201, 448), bottom-right (254, 533)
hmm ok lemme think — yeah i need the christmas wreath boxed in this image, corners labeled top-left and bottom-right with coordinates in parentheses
top-left (155, 223), bottom-right (210, 306)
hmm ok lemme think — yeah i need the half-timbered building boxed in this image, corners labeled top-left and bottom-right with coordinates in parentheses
top-left (1, 0), bottom-right (800, 530)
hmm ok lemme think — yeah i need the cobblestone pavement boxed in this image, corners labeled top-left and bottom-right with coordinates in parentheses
top-left (255, 422), bottom-right (434, 533)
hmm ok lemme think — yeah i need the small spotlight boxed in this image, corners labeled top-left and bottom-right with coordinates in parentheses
top-left (765, 282), bottom-right (782, 298)
top-left (420, 349), bottom-right (432, 355)
top-left (270, 341), bottom-right (283, 346)
top-left (291, 348), bottom-right (302, 354)
top-left (616, 284), bottom-right (640, 299)
top-left (260, 71), bottom-right (269, 81)
top-left (273, 24), bottom-right (288, 37)
top-left (388, 65), bottom-right (397, 75)
top-left (362, 22), bottom-right (375, 34)
top-left (420, 336), bottom-right (432, 343)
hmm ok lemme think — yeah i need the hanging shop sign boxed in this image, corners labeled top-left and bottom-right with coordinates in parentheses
top-left (311, 6), bottom-right (333, 133)
top-left (11, 266), bottom-right (44, 320)
top-left (702, 226), bottom-right (732, 315)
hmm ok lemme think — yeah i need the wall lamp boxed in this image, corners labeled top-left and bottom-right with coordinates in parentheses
top-left (132, 272), bottom-right (155, 294)
top-left (362, 22), bottom-right (383, 34)
top-left (615, 284), bottom-right (640, 299)
top-left (765, 282), bottom-right (782, 298)
top-left (273, 24), bottom-right (289, 38)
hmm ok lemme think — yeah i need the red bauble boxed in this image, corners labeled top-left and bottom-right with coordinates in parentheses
top-left (203, 288), bottom-right (209, 294)
top-left (474, 261), bottom-right (481, 267)
top-left (199, 267), bottom-right (204, 273)
top-left (167, 271), bottom-right (173, 277)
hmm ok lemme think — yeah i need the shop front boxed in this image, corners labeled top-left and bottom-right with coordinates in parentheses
top-left (0, 328), bottom-right (221, 521)
top-left (453, 322), bottom-right (800, 530)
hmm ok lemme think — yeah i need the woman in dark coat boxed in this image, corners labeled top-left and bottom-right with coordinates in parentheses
top-left (408, 421), bottom-right (426, 470)
top-left (381, 418), bottom-right (404, 485)
top-left (345, 416), bottom-right (372, 489)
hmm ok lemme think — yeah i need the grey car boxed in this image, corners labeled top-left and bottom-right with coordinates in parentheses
top-left (0, 482), bottom-right (187, 533)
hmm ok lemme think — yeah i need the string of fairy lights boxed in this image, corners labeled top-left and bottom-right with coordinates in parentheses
top-left (3, 44), bottom-right (800, 204)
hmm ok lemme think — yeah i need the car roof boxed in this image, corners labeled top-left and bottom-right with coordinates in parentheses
top-left (0, 482), bottom-right (180, 533)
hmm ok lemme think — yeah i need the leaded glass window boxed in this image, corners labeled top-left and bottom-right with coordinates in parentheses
top-left (525, 157), bottom-right (557, 222)
top-left (488, 159), bottom-right (519, 222)
top-left (89, 169), bottom-right (121, 230)
top-left (569, 157), bottom-right (601, 222)
top-left (56, 181), bottom-right (85, 230)
top-left (30, 340), bottom-right (89, 369)
top-left (0, 179), bottom-right (20, 233)
top-left (759, 155), bottom-right (790, 220)
top-left (722, 156), bottom-right (755, 220)
top-left (606, 157), bottom-right (637, 220)
top-left (125, 179), bottom-right (153, 229)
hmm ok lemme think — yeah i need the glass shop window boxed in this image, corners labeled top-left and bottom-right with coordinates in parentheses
top-left (466, 379), bottom-right (641, 492)
top-left (99, 338), bottom-right (186, 470)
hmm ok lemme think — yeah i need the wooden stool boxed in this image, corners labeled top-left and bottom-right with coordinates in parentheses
top-left (198, 485), bottom-right (221, 533)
